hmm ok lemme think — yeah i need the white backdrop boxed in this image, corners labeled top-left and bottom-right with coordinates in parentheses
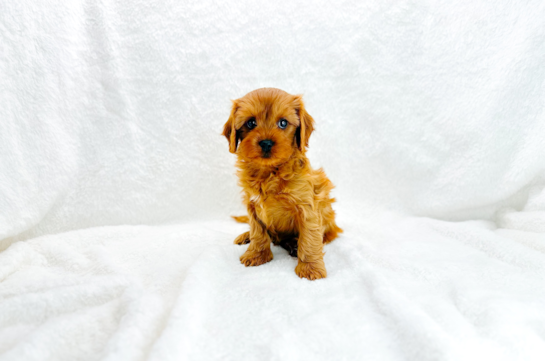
top-left (1, 1), bottom-right (545, 360)
top-left (2, 0), bottom-right (545, 242)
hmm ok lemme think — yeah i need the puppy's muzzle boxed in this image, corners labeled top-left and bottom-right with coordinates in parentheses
top-left (259, 139), bottom-right (274, 156)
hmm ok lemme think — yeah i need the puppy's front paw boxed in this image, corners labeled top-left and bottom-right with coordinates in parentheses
top-left (240, 249), bottom-right (273, 267)
top-left (234, 231), bottom-right (250, 245)
top-left (295, 259), bottom-right (327, 280)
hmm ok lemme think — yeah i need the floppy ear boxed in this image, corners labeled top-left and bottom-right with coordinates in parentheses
top-left (222, 100), bottom-right (239, 153)
top-left (294, 95), bottom-right (315, 153)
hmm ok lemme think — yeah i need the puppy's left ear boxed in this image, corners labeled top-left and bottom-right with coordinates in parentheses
top-left (294, 95), bottom-right (315, 153)
top-left (222, 100), bottom-right (239, 153)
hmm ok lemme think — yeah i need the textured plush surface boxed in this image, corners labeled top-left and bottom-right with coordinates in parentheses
top-left (1, 0), bottom-right (545, 360)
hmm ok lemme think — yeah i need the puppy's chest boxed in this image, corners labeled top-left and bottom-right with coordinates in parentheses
top-left (248, 186), bottom-right (297, 231)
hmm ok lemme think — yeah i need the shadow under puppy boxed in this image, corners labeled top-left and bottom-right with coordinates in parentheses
top-left (223, 88), bottom-right (342, 280)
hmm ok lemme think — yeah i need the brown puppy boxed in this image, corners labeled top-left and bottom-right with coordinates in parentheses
top-left (222, 88), bottom-right (342, 280)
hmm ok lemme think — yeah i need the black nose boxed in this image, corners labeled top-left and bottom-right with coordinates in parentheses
top-left (259, 139), bottom-right (274, 153)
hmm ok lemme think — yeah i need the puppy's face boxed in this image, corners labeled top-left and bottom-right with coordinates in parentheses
top-left (223, 88), bottom-right (314, 167)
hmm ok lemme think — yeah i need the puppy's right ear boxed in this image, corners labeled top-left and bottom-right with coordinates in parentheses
top-left (222, 100), bottom-right (239, 153)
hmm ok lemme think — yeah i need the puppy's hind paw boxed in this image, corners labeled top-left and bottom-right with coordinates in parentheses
top-left (295, 260), bottom-right (327, 280)
top-left (240, 249), bottom-right (273, 267)
top-left (234, 231), bottom-right (250, 245)
top-left (279, 237), bottom-right (298, 257)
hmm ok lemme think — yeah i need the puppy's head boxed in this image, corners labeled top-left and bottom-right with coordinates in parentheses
top-left (222, 88), bottom-right (314, 166)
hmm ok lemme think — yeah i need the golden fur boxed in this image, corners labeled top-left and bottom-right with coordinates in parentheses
top-left (222, 88), bottom-right (342, 280)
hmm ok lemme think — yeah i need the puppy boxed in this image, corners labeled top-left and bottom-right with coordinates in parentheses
top-left (222, 88), bottom-right (342, 280)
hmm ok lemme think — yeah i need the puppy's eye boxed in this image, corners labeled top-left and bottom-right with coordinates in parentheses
top-left (278, 119), bottom-right (288, 129)
top-left (246, 118), bottom-right (257, 129)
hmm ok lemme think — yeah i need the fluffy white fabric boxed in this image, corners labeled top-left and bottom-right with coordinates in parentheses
top-left (1, 0), bottom-right (544, 360)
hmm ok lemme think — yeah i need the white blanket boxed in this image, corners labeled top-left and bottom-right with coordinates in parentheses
top-left (2, 207), bottom-right (545, 360)
top-left (1, 0), bottom-right (545, 360)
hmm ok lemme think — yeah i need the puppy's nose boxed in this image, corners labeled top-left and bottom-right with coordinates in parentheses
top-left (259, 139), bottom-right (274, 153)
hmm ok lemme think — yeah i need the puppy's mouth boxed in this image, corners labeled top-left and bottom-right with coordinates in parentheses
top-left (262, 151), bottom-right (272, 159)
